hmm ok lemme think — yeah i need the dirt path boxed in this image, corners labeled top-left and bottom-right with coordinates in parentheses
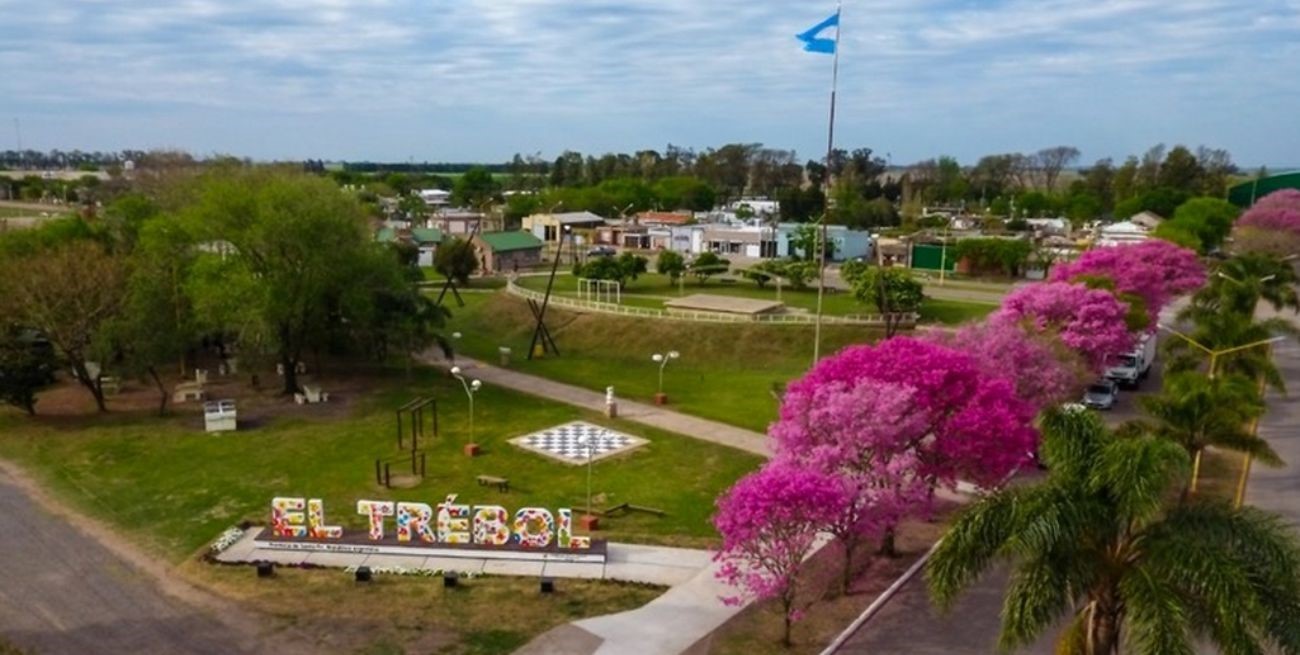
top-left (0, 460), bottom-right (311, 655)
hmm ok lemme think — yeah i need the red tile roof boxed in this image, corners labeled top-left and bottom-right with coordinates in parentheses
top-left (636, 211), bottom-right (692, 225)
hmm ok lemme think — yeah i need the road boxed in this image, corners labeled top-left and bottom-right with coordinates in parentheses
top-left (835, 329), bottom-right (1253, 655)
top-left (0, 466), bottom-right (299, 654)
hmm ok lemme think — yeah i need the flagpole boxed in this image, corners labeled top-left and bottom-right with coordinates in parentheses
top-left (812, 2), bottom-right (841, 366)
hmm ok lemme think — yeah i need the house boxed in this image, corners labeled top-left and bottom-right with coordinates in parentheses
top-left (473, 231), bottom-right (544, 273)
top-left (411, 227), bottom-right (443, 267)
top-left (430, 208), bottom-right (483, 236)
top-left (636, 211), bottom-right (693, 226)
top-left (1097, 220), bottom-right (1151, 247)
top-left (1026, 218), bottom-right (1071, 236)
top-left (374, 227), bottom-right (399, 244)
top-left (418, 189), bottom-right (451, 206)
top-left (698, 223), bottom-right (872, 261)
top-left (522, 211), bottom-right (608, 243)
top-left (726, 197), bottom-right (780, 217)
top-left (1128, 211), bottom-right (1164, 231)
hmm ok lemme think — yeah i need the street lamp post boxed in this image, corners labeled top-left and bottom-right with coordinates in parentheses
top-left (576, 430), bottom-right (602, 530)
top-left (1157, 324), bottom-right (1284, 496)
top-left (450, 366), bottom-right (482, 456)
top-left (651, 351), bottom-right (679, 405)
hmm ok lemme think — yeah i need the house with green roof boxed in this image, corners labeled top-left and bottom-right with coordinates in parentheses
top-left (473, 231), bottom-right (544, 273)
top-left (411, 227), bottom-right (443, 267)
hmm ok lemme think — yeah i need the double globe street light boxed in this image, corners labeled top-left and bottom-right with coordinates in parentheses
top-left (652, 351), bottom-right (680, 406)
top-left (450, 366), bottom-right (482, 456)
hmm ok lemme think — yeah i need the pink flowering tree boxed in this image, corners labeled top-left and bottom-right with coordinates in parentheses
top-left (789, 338), bottom-right (1038, 487)
top-left (1236, 190), bottom-right (1300, 257)
top-left (993, 282), bottom-right (1135, 373)
top-left (1049, 240), bottom-right (1205, 318)
top-left (934, 320), bottom-right (1089, 411)
top-left (775, 339), bottom-right (1038, 565)
top-left (770, 378), bottom-right (932, 585)
top-left (713, 462), bottom-right (849, 646)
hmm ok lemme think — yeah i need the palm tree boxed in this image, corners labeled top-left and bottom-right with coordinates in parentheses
top-left (1164, 309), bottom-right (1294, 392)
top-left (1191, 252), bottom-right (1299, 318)
top-left (927, 406), bottom-right (1300, 655)
top-left (1137, 371), bottom-right (1278, 494)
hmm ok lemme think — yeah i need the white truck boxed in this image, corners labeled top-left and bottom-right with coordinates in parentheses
top-left (1105, 333), bottom-right (1156, 389)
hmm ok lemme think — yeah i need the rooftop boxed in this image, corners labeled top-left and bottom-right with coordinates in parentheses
top-left (478, 230), bottom-right (544, 253)
top-left (411, 227), bottom-right (443, 244)
top-left (664, 294), bottom-right (785, 316)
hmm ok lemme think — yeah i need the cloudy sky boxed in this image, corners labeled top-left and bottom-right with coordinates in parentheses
top-left (2, 0), bottom-right (1298, 166)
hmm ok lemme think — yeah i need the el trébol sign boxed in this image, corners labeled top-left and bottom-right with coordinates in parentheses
top-left (258, 494), bottom-right (604, 563)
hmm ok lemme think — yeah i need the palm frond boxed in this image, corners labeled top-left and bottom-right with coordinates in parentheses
top-left (1090, 437), bottom-right (1188, 522)
top-left (926, 488), bottom-right (1021, 611)
top-left (999, 553), bottom-right (1077, 652)
top-left (1119, 564), bottom-right (1194, 655)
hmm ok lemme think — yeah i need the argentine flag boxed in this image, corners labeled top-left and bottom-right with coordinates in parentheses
top-left (796, 10), bottom-right (839, 54)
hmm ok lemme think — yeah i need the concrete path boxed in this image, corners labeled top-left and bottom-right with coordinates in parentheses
top-left (215, 527), bottom-right (711, 588)
top-left (0, 466), bottom-right (305, 655)
top-left (420, 351), bottom-right (770, 457)
top-left (1246, 337), bottom-right (1300, 525)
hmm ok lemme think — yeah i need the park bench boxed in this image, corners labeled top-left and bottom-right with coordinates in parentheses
top-left (173, 381), bottom-right (206, 403)
top-left (295, 384), bottom-right (330, 405)
top-left (99, 376), bottom-right (121, 395)
top-left (476, 475), bottom-right (510, 492)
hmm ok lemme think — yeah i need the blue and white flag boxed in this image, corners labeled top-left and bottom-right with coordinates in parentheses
top-left (796, 10), bottom-right (839, 54)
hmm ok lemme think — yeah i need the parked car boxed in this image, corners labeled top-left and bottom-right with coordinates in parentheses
top-left (1082, 379), bottom-right (1119, 410)
top-left (1104, 333), bottom-right (1156, 389)
top-left (586, 245), bottom-right (617, 257)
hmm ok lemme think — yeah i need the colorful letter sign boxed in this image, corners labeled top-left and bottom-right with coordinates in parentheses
top-left (269, 494), bottom-right (590, 551)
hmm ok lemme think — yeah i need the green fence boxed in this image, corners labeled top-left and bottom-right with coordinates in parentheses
top-left (910, 243), bottom-right (956, 272)
top-left (1229, 172), bottom-right (1300, 208)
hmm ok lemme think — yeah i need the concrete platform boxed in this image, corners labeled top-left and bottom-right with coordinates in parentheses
top-left (664, 294), bottom-right (784, 315)
top-left (210, 528), bottom-right (688, 585)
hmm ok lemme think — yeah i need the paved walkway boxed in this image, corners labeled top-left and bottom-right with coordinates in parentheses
top-left (420, 351), bottom-right (771, 457)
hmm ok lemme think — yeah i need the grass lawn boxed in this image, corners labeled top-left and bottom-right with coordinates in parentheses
top-left (442, 292), bottom-right (877, 432)
top-left (420, 269), bottom-right (508, 289)
top-left (514, 272), bottom-right (995, 325)
top-left (0, 367), bottom-right (760, 562)
top-left (188, 562), bottom-right (661, 655)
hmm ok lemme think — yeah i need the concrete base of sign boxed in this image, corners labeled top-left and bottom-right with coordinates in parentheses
top-left (579, 514), bottom-right (600, 531)
top-left (463, 443), bottom-right (481, 457)
top-left (653, 392), bottom-right (668, 406)
top-left (213, 528), bottom-right (707, 587)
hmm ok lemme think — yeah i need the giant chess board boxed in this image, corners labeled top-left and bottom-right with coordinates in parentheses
top-left (509, 421), bottom-right (648, 465)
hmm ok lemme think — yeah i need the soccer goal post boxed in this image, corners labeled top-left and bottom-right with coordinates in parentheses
top-left (577, 278), bottom-right (621, 304)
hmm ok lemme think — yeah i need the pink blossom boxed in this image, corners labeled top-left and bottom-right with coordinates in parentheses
top-left (713, 462), bottom-right (848, 618)
top-left (780, 338), bottom-right (1038, 488)
top-left (993, 281), bottom-right (1135, 373)
top-left (1238, 189), bottom-right (1300, 235)
top-left (933, 320), bottom-right (1088, 410)
top-left (1049, 240), bottom-right (1205, 317)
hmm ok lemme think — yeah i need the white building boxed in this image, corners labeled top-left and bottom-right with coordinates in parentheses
top-left (726, 197), bottom-right (780, 217)
top-left (1097, 221), bottom-right (1150, 247)
top-left (417, 189), bottom-right (451, 206)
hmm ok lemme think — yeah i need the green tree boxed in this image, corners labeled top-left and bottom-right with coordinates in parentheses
top-left (927, 406), bottom-right (1300, 655)
top-left (434, 237), bottom-right (479, 285)
top-left (0, 326), bottom-right (56, 415)
top-left (181, 168), bottom-right (401, 395)
top-left (1156, 197), bottom-right (1239, 253)
top-left (689, 251), bottom-right (730, 283)
top-left (1137, 371), bottom-right (1277, 495)
top-left (655, 250), bottom-right (686, 282)
top-left (107, 216), bottom-right (201, 415)
top-left (849, 267), bottom-right (924, 337)
top-left (575, 252), bottom-right (648, 289)
top-left (789, 224), bottom-right (836, 262)
top-left (1167, 308), bottom-right (1295, 393)
top-left (452, 167), bottom-right (500, 207)
top-left (0, 240), bottom-right (127, 411)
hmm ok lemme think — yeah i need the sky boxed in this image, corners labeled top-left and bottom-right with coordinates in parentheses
top-left (2, 0), bottom-right (1298, 167)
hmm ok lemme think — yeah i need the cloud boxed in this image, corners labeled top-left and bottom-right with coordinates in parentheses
top-left (0, 0), bottom-right (1297, 164)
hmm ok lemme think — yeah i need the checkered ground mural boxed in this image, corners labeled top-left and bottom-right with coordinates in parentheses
top-left (509, 421), bottom-right (648, 464)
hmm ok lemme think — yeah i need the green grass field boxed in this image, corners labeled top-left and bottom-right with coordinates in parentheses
top-left (0, 367), bottom-right (759, 562)
top-left (513, 272), bottom-right (995, 324)
top-left (441, 292), bottom-right (882, 432)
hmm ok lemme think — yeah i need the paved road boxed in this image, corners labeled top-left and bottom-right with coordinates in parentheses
top-left (1245, 337), bottom-right (1300, 525)
top-left (0, 468), bottom-right (285, 654)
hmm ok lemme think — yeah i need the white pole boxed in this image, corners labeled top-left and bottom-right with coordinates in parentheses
top-left (812, 2), bottom-right (842, 366)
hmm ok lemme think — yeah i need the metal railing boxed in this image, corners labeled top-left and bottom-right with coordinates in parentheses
top-left (505, 280), bottom-right (915, 328)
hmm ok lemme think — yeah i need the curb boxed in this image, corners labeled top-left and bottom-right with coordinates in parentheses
top-left (817, 537), bottom-right (944, 655)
